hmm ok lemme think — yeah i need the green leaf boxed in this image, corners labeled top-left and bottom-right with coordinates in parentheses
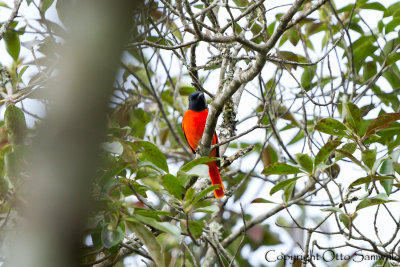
top-left (192, 184), bottom-right (221, 205)
top-left (162, 174), bottom-right (183, 199)
top-left (283, 181), bottom-right (296, 203)
top-left (251, 198), bottom-right (276, 204)
top-left (287, 130), bottom-right (304, 145)
top-left (180, 157), bottom-right (218, 172)
top-left (262, 162), bottom-right (303, 175)
top-left (356, 193), bottom-right (396, 211)
top-left (381, 179), bottom-right (393, 196)
top-left (314, 118), bottom-right (348, 136)
top-left (362, 113), bottom-right (400, 140)
top-left (339, 213), bottom-right (357, 230)
top-left (384, 2), bottom-right (400, 17)
top-left (385, 18), bottom-right (400, 34)
top-left (294, 153), bottom-right (313, 173)
top-left (131, 214), bottom-right (181, 240)
top-left (363, 61), bottom-right (377, 81)
top-left (335, 143), bottom-right (357, 161)
top-left (101, 225), bottom-right (124, 249)
top-left (40, 0), bottom-right (54, 13)
top-left (321, 207), bottom-right (343, 213)
top-left (3, 30), bottom-right (20, 61)
top-left (134, 141), bottom-right (169, 172)
top-left (233, 0), bottom-right (248, 7)
top-left (353, 42), bottom-right (377, 72)
top-left (99, 165), bottom-right (126, 187)
top-left (261, 144), bottom-right (278, 168)
top-left (129, 220), bottom-right (165, 267)
top-left (393, 162), bottom-right (400, 175)
top-left (361, 2), bottom-right (385, 11)
top-left (343, 102), bottom-right (361, 133)
top-left (17, 65), bottom-right (29, 84)
top-left (187, 220), bottom-right (203, 239)
top-left (301, 67), bottom-right (314, 91)
top-left (5, 149), bottom-right (20, 180)
top-left (177, 171), bottom-right (190, 187)
top-left (362, 148), bottom-right (377, 170)
top-left (314, 140), bottom-right (341, 168)
top-left (134, 209), bottom-right (172, 218)
top-left (350, 175), bottom-right (393, 187)
top-left (287, 27), bottom-right (299, 46)
top-left (386, 53), bottom-right (400, 66)
top-left (194, 204), bottom-right (219, 213)
top-left (4, 104), bottom-right (27, 145)
top-left (184, 187), bottom-right (195, 203)
top-left (0, 1), bottom-right (9, 8)
top-left (270, 177), bottom-right (299, 196)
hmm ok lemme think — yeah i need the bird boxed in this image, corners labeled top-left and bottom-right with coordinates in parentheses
top-left (182, 91), bottom-right (225, 198)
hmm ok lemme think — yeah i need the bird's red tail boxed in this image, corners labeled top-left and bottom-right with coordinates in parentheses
top-left (207, 161), bottom-right (225, 198)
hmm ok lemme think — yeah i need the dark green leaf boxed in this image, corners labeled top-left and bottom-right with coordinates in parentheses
top-left (134, 141), bottom-right (169, 172)
top-left (361, 2), bottom-right (385, 11)
top-left (40, 0), bottom-right (54, 13)
top-left (363, 61), bottom-right (377, 81)
top-left (131, 214), bottom-right (180, 239)
top-left (187, 220), bottom-right (203, 239)
top-left (314, 140), bottom-right (341, 168)
top-left (17, 65), bottom-right (29, 84)
top-left (4, 104), bottom-right (27, 145)
top-left (287, 130), bottom-right (304, 145)
top-left (192, 184), bottom-right (221, 205)
top-left (301, 67), bottom-right (314, 91)
top-left (177, 171), bottom-right (190, 187)
top-left (134, 209), bottom-right (172, 218)
top-left (385, 18), bottom-right (400, 34)
top-left (343, 102), bottom-right (361, 133)
top-left (386, 53), bottom-right (400, 66)
top-left (314, 118), bottom-right (348, 136)
top-left (283, 181), bottom-right (296, 203)
top-left (232, 0), bottom-right (248, 7)
top-left (356, 193), bottom-right (395, 211)
top-left (339, 213), bottom-right (357, 230)
top-left (335, 142), bottom-right (357, 161)
top-left (270, 177), bottom-right (299, 196)
top-left (99, 165), bottom-right (126, 187)
top-left (393, 162), bottom-right (400, 175)
top-left (294, 153), bottom-right (313, 173)
top-left (384, 2), bottom-right (400, 17)
top-left (180, 157), bottom-right (218, 172)
top-left (362, 113), bottom-right (400, 140)
top-left (362, 148), bottom-right (376, 170)
top-left (162, 174), bottom-right (183, 199)
top-left (251, 198), bottom-right (276, 204)
top-left (184, 187), bottom-right (195, 203)
top-left (262, 162), bottom-right (303, 175)
top-left (381, 179), bottom-right (393, 196)
top-left (5, 149), bottom-right (20, 180)
top-left (350, 175), bottom-right (393, 187)
top-left (129, 220), bottom-right (165, 267)
top-left (4, 30), bottom-right (20, 61)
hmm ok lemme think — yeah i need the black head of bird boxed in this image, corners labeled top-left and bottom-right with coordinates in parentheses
top-left (188, 91), bottom-right (207, 112)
